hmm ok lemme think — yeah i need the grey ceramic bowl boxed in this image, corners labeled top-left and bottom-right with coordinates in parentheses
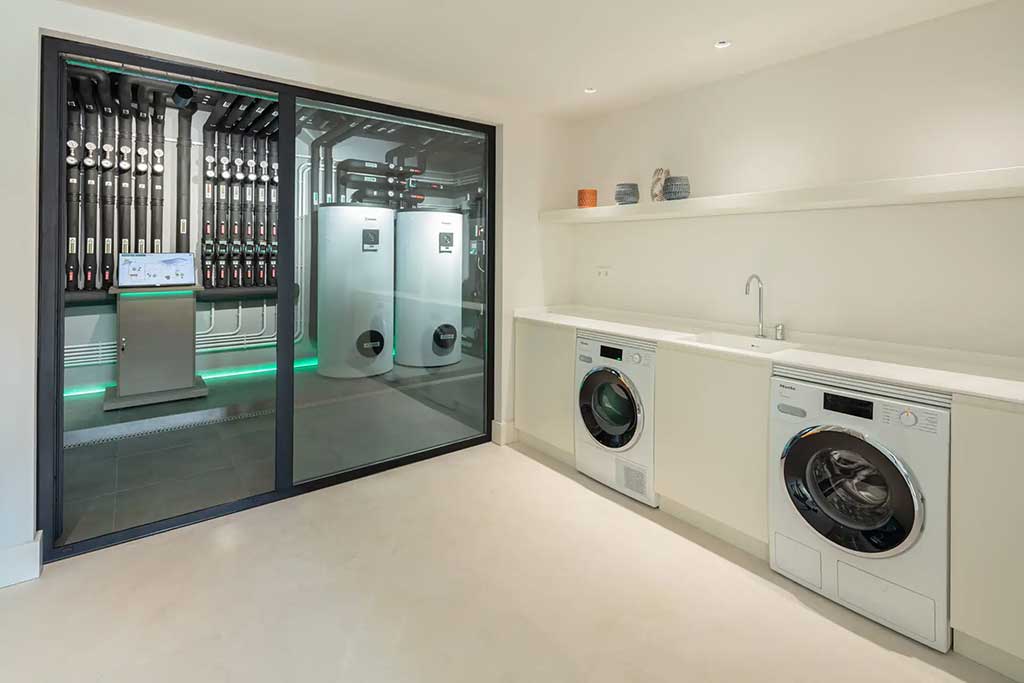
top-left (615, 182), bottom-right (640, 205)
top-left (664, 175), bottom-right (690, 200)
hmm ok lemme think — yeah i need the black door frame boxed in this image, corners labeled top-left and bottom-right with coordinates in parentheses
top-left (37, 36), bottom-right (497, 563)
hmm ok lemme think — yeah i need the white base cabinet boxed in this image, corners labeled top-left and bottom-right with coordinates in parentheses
top-left (513, 319), bottom-right (576, 460)
top-left (654, 344), bottom-right (772, 546)
top-left (950, 394), bottom-right (1024, 668)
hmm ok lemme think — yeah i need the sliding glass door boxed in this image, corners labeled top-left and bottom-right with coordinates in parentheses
top-left (39, 37), bottom-right (494, 562)
top-left (291, 97), bottom-right (492, 482)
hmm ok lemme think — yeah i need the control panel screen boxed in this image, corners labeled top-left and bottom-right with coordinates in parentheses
top-left (600, 345), bottom-right (623, 361)
top-left (824, 392), bottom-right (873, 420)
top-left (117, 253), bottom-right (196, 288)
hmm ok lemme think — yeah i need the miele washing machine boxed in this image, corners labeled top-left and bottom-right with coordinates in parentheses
top-left (768, 366), bottom-right (951, 651)
top-left (574, 332), bottom-right (657, 507)
top-left (316, 205), bottom-right (395, 378)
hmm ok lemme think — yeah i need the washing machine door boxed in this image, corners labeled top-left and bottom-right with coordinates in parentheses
top-left (781, 425), bottom-right (923, 557)
top-left (578, 367), bottom-right (643, 451)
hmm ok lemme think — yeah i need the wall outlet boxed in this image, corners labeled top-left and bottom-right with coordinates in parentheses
top-left (596, 265), bottom-right (612, 279)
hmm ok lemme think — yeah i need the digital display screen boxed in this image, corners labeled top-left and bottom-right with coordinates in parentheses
top-left (600, 345), bottom-right (623, 361)
top-left (117, 253), bottom-right (196, 288)
top-left (824, 392), bottom-right (873, 420)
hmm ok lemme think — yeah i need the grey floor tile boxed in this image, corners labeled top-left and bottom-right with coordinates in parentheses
top-left (64, 455), bottom-right (117, 502)
top-left (115, 441), bottom-right (232, 491)
top-left (59, 494), bottom-right (116, 545)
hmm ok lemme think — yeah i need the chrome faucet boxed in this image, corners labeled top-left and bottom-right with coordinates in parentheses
top-left (745, 274), bottom-right (765, 338)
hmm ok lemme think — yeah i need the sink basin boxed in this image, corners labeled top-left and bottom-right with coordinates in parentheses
top-left (693, 331), bottom-right (798, 354)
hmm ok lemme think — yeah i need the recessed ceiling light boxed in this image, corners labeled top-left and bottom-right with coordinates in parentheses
top-left (583, 87), bottom-right (597, 95)
top-left (715, 40), bottom-right (732, 49)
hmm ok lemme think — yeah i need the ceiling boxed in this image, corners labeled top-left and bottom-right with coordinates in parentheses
top-left (68, 0), bottom-right (992, 117)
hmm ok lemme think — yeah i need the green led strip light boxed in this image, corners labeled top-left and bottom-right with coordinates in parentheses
top-left (66, 59), bottom-right (279, 102)
top-left (63, 357), bottom-right (319, 398)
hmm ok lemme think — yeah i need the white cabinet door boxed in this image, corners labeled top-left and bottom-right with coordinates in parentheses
top-left (514, 319), bottom-right (576, 456)
top-left (950, 394), bottom-right (1024, 661)
top-left (654, 344), bottom-right (772, 543)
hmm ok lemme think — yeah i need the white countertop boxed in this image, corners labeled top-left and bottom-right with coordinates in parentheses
top-left (515, 305), bottom-right (1024, 406)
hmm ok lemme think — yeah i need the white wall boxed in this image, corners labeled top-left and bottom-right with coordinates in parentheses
top-left (0, 0), bottom-right (573, 580)
top-left (564, 0), bottom-right (1024, 357)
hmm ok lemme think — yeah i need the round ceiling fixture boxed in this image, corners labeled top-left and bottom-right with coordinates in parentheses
top-left (583, 87), bottom-right (598, 95)
top-left (715, 40), bottom-right (732, 49)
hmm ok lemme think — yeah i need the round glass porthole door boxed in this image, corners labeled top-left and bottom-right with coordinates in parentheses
top-left (578, 368), bottom-right (641, 450)
top-left (781, 426), bottom-right (922, 556)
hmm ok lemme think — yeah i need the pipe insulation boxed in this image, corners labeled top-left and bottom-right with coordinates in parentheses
top-left (176, 102), bottom-right (197, 253)
top-left (115, 75), bottom-right (133, 256)
top-left (91, 71), bottom-right (117, 289)
top-left (65, 78), bottom-right (83, 291)
top-left (150, 92), bottom-right (166, 252)
top-left (133, 81), bottom-right (151, 253)
top-left (72, 74), bottom-right (99, 290)
top-left (268, 134), bottom-right (279, 287)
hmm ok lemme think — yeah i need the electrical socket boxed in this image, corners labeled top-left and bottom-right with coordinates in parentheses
top-left (596, 265), bottom-right (612, 279)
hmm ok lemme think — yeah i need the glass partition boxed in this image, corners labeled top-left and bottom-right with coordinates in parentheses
top-left (292, 97), bottom-right (490, 482)
top-left (58, 56), bottom-right (279, 546)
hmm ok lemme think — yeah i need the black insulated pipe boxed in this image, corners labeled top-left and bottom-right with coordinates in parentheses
top-left (133, 82), bottom-right (151, 253)
top-left (94, 72), bottom-right (117, 288)
top-left (73, 74), bottom-right (100, 290)
top-left (220, 96), bottom-right (252, 132)
top-left (176, 102), bottom-right (197, 253)
top-left (172, 84), bottom-right (194, 108)
top-left (150, 93), bottom-right (166, 252)
top-left (115, 76), bottom-right (133, 255)
top-left (65, 78), bottom-right (82, 291)
top-left (268, 134), bottom-right (279, 287)
top-left (254, 135), bottom-right (268, 286)
top-left (245, 104), bottom-right (278, 136)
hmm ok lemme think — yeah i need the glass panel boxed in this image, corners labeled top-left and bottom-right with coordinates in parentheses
top-left (292, 97), bottom-right (489, 483)
top-left (59, 56), bottom-right (279, 546)
top-left (783, 428), bottom-right (917, 554)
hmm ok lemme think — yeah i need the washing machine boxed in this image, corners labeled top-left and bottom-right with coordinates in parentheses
top-left (574, 332), bottom-right (657, 507)
top-left (769, 366), bottom-right (951, 651)
top-left (394, 209), bottom-right (463, 368)
top-left (316, 205), bottom-right (395, 378)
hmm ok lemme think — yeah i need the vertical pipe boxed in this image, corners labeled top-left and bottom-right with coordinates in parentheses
top-left (229, 129), bottom-right (243, 286)
top-left (73, 75), bottom-right (99, 290)
top-left (116, 76), bottom-right (133, 259)
top-left (150, 92), bottom-right (166, 252)
top-left (64, 79), bottom-right (82, 291)
top-left (95, 72), bottom-right (116, 288)
top-left (255, 135), bottom-right (269, 286)
top-left (268, 133), bottom-right (279, 287)
top-left (176, 102), bottom-right (197, 253)
top-left (215, 129), bottom-right (230, 287)
top-left (133, 82), bottom-right (151, 253)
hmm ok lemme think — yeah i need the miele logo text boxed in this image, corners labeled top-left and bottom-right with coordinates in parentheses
top-left (779, 383), bottom-right (797, 391)
top-left (362, 341), bottom-right (382, 349)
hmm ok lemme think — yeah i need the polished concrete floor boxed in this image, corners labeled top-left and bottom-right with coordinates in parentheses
top-left (3, 444), bottom-right (1009, 682)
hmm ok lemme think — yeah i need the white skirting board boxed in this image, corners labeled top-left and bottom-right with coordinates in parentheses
top-left (514, 430), bottom-right (575, 467)
top-left (659, 496), bottom-right (770, 562)
top-left (0, 531), bottom-right (42, 589)
top-left (955, 631), bottom-right (1024, 683)
top-left (491, 419), bottom-right (517, 446)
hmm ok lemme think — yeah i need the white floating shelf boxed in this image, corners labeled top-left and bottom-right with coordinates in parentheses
top-left (539, 166), bottom-right (1024, 224)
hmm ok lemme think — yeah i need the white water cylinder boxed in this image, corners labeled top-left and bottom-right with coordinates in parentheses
top-left (395, 209), bottom-right (463, 367)
top-left (316, 205), bottom-right (395, 378)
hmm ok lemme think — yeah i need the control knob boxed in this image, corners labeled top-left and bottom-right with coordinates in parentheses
top-left (631, 353), bottom-right (642, 364)
top-left (899, 409), bottom-right (918, 427)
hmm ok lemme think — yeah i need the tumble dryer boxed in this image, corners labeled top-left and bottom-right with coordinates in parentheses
top-left (394, 209), bottom-right (463, 367)
top-left (316, 205), bottom-right (395, 378)
top-left (769, 366), bottom-right (951, 651)
top-left (574, 332), bottom-right (657, 507)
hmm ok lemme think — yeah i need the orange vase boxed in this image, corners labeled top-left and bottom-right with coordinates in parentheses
top-left (577, 188), bottom-right (598, 208)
